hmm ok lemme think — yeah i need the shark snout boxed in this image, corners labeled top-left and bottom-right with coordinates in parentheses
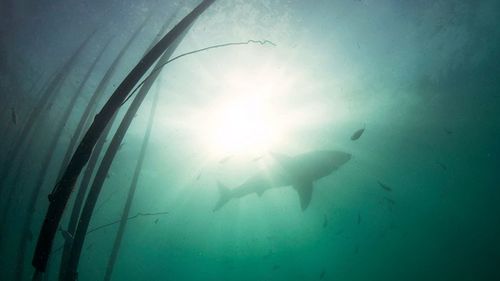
top-left (329, 151), bottom-right (351, 167)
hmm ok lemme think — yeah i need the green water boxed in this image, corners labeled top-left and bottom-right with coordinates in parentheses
top-left (1, 1), bottom-right (499, 280)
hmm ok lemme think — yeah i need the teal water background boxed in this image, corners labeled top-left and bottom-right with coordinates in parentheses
top-left (1, 1), bottom-right (499, 280)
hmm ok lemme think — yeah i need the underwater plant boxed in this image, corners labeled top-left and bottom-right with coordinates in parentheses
top-left (58, 16), bottom-right (151, 281)
top-left (31, 1), bottom-right (216, 280)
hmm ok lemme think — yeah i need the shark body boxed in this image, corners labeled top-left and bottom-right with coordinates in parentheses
top-left (213, 150), bottom-right (351, 211)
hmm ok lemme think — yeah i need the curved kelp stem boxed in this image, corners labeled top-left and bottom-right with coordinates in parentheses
top-left (31, 0), bottom-right (216, 278)
top-left (54, 12), bottom-right (154, 183)
top-left (0, 72), bottom-right (43, 150)
top-left (57, 17), bottom-right (152, 281)
top-left (103, 61), bottom-right (167, 281)
top-left (65, 23), bottom-right (187, 281)
top-left (0, 74), bottom-right (55, 228)
top-left (12, 35), bottom-right (113, 281)
top-left (0, 29), bottom-right (96, 194)
top-left (59, 17), bottom-right (177, 280)
top-left (0, 32), bottom-right (96, 267)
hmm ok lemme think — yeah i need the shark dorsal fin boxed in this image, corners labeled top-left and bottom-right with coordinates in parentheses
top-left (294, 181), bottom-right (314, 210)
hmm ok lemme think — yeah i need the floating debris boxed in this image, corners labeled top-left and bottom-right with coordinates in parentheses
top-left (377, 181), bottom-right (392, 192)
top-left (350, 125), bottom-right (365, 141)
top-left (11, 107), bottom-right (17, 125)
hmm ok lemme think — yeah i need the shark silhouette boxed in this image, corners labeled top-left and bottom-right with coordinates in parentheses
top-left (213, 150), bottom-right (351, 211)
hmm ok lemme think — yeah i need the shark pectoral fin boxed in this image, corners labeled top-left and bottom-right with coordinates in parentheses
top-left (294, 181), bottom-right (314, 211)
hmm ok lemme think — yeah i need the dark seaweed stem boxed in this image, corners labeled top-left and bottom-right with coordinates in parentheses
top-left (122, 39), bottom-right (276, 105)
top-left (57, 18), bottom-right (151, 281)
top-left (0, 72), bottom-right (43, 149)
top-left (13, 32), bottom-right (102, 281)
top-left (60, 16), bottom-right (177, 278)
top-left (0, 73), bottom-right (54, 213)
top-left (103, 44), bottom-right (178, 281)
top-left (0, 76), bottom-right (58, 239)
top-left (66, 26), bottom-right (186, 281)
top-left (54, 33), bottom-right (116, 182)
top-left (31, 0), bottom-right (216, 278)
top-left (57, 114), bottom-right (115, 280)
top-left (54, 13), bottom-right (152, 183)
top-left (58, 12), bottom-right (177, 279)
top-left (0, 34), bottom-right (95, 253)
top-left (0, 30), bottom-right (96, 195)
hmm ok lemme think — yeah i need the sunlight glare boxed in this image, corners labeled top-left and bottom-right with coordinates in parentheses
top-left (202, 66), bottom-right (291, 157)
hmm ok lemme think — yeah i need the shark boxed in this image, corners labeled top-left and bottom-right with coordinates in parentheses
top-left (213, 150), bottom-right (351, 211)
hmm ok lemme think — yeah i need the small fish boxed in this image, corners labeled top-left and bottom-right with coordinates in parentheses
top-left (219, 155), bottom-right (232, 164)
top-left (377, 181), bottom-right (392, 192)
top-left (323, 214), bottom-right (328, 228)
top-left (437, 161), bottom-right (447, 171)
top-left (320, 269), bottom-right (326, 279)
top-left (11, 108), bottom-right (17, 125)
top-left (154, 218), bottom-right (159, 224)
top-left (357, 212), bottom-right (361, 224)
top-left (350, 125), bottom-right (365, 141)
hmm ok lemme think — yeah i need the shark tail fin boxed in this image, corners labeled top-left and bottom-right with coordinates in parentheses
top-left (213, 181), bottom-right (231, 212)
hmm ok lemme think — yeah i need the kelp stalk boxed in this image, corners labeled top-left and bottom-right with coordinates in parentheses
top-left (31, 0), bottom-right (215, 277)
